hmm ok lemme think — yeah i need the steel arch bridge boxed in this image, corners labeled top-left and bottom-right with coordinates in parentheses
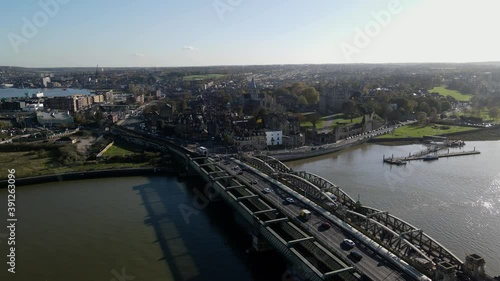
top-left (290, 171), bottom-right (356, 209)
top-left (348, 206), bottom-right (463, 267)
top-left (244, 156), bottom-right (276, 175)
top-left (254, 154), bottom-right (292, 173)
top-left (275, 173), bottom-right (326, 201)
top-left (242, 153), bottom-right (464, 271)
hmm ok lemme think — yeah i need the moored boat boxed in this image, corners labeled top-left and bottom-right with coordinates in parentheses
top-left (423, 155), bottom-right (439, 161)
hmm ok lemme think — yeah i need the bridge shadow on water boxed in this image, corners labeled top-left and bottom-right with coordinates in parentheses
top-left (133, 176), bottom-right (287, 281)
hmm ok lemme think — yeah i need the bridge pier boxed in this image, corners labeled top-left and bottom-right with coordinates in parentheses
top-left (252, 233), bottom-right (273, 252)
top-left (434, 262), bottom-right (457, 281)
top-left (206, 181), bottom-right (221, 202)
top-left (464, 254), bottom-right (486, 279)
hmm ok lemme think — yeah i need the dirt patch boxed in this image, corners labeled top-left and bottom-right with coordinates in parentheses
top-left (76, 136), bottom-right (96, 155)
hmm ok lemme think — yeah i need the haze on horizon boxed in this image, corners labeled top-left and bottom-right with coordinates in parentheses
top-left (1, 0), bottom-right (499, 68)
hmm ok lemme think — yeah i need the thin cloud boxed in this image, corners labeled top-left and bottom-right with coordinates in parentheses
top-left (183, 46), bottom-right (197, 51)
top-left (132, 53), bottom-right (145, 57)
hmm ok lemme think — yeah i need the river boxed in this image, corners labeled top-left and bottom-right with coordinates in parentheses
top-left (0, 176), bottom-right (287, 281)
top-left (286, 140), bottom-right (500, 275)
top-left (0, 88), bottom-right (91, 98)
top-left (0, 141), bottom-right (498, 279)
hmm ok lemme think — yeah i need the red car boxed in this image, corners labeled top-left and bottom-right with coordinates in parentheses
top-left (320, 222), bottom-right (331, 230)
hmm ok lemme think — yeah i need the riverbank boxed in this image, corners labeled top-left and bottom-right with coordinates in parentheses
top-left (0, 167), bottom-right (177, 187)
top-left (372, 126), bottom-right (500, 144)
top-left (268, 139), bottom-right (364, 162)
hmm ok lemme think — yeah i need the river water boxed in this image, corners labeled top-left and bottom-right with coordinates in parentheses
top-left (0, 141), bottom-right (498, 279)
top-left (286, 141), bottom-right (500, 275)
top-left (0, 177), bottom-right (287, 281)
top-left (0, 88), bottom-right (91, 98)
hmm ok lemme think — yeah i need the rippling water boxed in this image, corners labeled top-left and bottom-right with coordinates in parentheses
top-left (286, 141), bottom-right (500, 275)
top-left (0, 177), bottom-right (286, 281)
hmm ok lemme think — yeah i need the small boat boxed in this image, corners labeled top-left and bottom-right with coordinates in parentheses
top-left (423, 155), bottom-right (439, 161)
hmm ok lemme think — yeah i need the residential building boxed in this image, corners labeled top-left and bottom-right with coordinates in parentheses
top-left (0, 101), bottom-right (25, 111)
top-left (265, 130), bottom-right (282, 146)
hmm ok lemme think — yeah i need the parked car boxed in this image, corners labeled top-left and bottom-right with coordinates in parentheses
top-left (285, 197), bottom-right (295, 204)
top-left (263, 188), bottom-right (271, 193)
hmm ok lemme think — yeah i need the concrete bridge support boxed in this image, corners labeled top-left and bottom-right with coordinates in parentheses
top-left (434, 262), bottom-right (457, 281)
top-left (464, 254), bottom-right (486, 279)
top-left (252, 234), bottom-right (273, 252)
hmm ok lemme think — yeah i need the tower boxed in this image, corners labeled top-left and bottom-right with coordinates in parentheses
top-left (94, 64), bottom-right (99, 93)
top-left (248, 77), bottom-right (258, 99)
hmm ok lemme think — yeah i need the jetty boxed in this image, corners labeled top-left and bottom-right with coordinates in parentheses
top-left (384, 142), bottom-right (480, 164)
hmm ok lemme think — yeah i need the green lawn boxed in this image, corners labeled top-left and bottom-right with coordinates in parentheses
top-left (300, 114), bottom-right (363, 129)
top-left (103, 142), bottom-right (140, 157)
top-left (300, 120), bottom-right (324, 128)
top-left (330, 116), bottom-right (363, 127)
top-left (429, 86), bottom-right (473, 102)
top-left (183, 74), bottom-right (226, 81)
top-left (378, 124), bottom-right (477, 139)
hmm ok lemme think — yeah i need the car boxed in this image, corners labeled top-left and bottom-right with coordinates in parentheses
top-left (343, 239), bottom-right (356, 248)
top-left (233, 166), bottom-right (239, 170)
top-left (237, 171), bottom-right (243, 175)
top-left (320, 222), bottom-right (331, 230)
top-left (250, 180), bottom-right (258, 184)
top-left (263, 188), bottom-right (271, 193)
top-left (285, 197), bottom-right (295, 204)
top-left (349, 251), bottom-right (363, 261)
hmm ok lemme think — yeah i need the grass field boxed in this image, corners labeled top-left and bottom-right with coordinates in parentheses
top-left (329, 116), bottom-right (363, 127)
top-left (103, 142), bottom-right (141, 157)
top-left (454, 109), bottom-right (500, 122)
top-left (300, 114), bottom-right (364, 129)
top-left (429, 86), bottom-right (473, 102)
top-left (183, 74), bottom-right (225, 81)
top-left (300, 120), bottom-right (324, 128)
top-left (378, 124), bottom-right (477, 139)
top-left (0, 150), bottom-right (149, 179)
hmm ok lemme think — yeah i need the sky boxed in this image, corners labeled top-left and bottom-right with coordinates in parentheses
top-left (1, 0), bottom-right (499, 67)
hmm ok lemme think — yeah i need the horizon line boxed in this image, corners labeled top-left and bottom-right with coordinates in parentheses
top-left (2, 61), bottom-right (500, 69)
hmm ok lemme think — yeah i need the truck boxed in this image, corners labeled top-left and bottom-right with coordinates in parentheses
top-left (299, 209), bottom-right (312, 221)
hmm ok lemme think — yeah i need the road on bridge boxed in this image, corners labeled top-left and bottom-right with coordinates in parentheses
top-left (218, 159), bottom-right (412, 281)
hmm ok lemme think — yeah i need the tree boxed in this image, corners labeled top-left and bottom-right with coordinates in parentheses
top-left (301, 87), bottom-right (319, 105)
top-left (418, 102), bottom-right (430, 114)
top-left (417, 112), bottom-right (427, 125)
top-left (0, 121), bottom-right (11, 130)
top-left (306, 112), bottom-right (321, 129)
top-left (441, 101), bottom-right (452, 112)
top-left (489, 107), bottom-right (500, 119)
top-left (342, 100), bottom-right (357, 122)
top-left (430, 107), bottom-right (438, 121)
top-left (297, 95), bottom-right (308, 107)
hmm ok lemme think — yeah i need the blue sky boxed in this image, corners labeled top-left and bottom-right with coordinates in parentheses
top-left (1, 0), bottom-right (499, 67)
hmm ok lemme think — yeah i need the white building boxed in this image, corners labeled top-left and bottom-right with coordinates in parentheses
top-left (265, 131), bottom-right (282, 146)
